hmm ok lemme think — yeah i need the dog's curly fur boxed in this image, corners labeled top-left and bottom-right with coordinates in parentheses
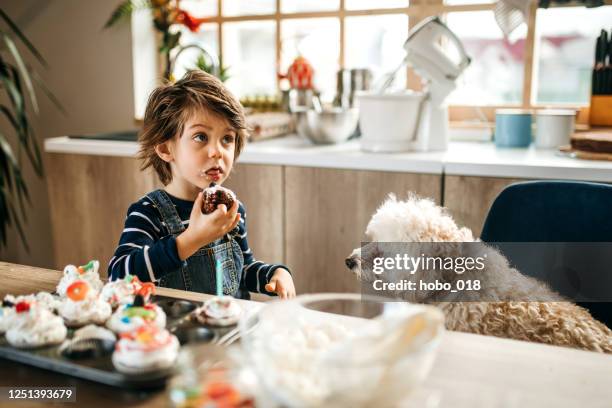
top-left (347, 193), bottom-right (612, 353)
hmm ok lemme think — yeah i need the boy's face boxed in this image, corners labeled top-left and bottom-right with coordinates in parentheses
top-left (160, 108), bottom-right (236, 193)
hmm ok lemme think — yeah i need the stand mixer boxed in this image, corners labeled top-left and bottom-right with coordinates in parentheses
top-left (358, 16), bottom-right (471, 152)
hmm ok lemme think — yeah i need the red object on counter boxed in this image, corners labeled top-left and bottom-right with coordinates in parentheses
top-left (279, 56), bottom-right (314, 90)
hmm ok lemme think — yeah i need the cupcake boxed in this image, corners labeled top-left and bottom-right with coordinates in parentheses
top-left (1, 292), bottom-right (61, 334)
top-left (194, 296), bottom-right (242, 327)
top-left (57, 260), bottom-right (104, 298)
top-left (101, 275), bottom-right (155, 308)
top-left (74, 324), bottom-right (117, 342)
top-left (4, 292), bottom-right (61, 312)
top-left (202, 183), bottom-right (236, 214)
top-left (58, 281), bottom-right (112, 327)
top-left (106, 295), bottom-right (166, 334)
top-left (5, 300), bottom-right (67, 348)
top-left (59, 324), bottom-right (116, 359)
top-left (112, 325), bottom-right (179, 374)
top-left (0, 299), bottom-right (16, 334)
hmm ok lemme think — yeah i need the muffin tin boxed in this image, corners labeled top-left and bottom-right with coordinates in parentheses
top-left (0, 296), bottom-right (224, 389)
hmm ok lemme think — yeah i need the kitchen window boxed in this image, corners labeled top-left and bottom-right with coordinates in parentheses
top-left (132, 0), bottom-right (612, 124)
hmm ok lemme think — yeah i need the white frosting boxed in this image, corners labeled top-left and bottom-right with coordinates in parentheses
top-left (59, 293), bottom-right (112, 327)
top-left (106, 304), bottom-right (166, 334)
top-left (4, 292), bottom-right (61, 311)
top-left (6, 306), bottom-right (67, 348)
top-left (56, 261), bottom-right (104, 298)
top-left (0, 307), bottom-right (16, 334)
top-left (112, 329), bottom-right (179, 373)
top-left (101, 276), bottom-right (140, 308)
top-left (73, 324), bottom-right (116, 342)
top-left (200, 296), bottom-right (241, 326)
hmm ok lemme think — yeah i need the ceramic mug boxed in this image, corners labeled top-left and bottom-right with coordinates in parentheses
top-left (494, 109), bottom-right (533, 148)
top-left (535, 109), bottom-right (576, 149)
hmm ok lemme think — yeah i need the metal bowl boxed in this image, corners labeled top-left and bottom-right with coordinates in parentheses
top-left (294, 108), bottom-right (359, 145)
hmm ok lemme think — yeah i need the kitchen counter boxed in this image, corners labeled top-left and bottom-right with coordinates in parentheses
top-left (44, 133), bottom-right (612, 182)
top-left (3, 262), bottom-right (612, 407)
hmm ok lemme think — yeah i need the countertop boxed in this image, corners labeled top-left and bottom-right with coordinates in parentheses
top-left (44, 133), bottom-right (612, 182)
top-left (2, 262), bottom-right (612, 407)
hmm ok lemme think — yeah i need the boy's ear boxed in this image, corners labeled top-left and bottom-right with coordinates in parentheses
top-left (155, 141), bottom-right (173, 163)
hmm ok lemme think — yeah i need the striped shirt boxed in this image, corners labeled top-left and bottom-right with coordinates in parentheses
top-left (108, 192), bottom-right (289, 296)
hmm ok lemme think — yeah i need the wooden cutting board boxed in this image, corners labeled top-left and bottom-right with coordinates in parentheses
top-left (559, 145), bottom-right (612, 161)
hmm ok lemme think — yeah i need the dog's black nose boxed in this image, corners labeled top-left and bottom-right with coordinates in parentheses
top-left (345, 257), bottom-right (357, 269)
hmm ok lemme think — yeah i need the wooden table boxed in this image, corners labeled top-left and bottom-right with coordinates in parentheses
top-left (1, 262), bottom-right (612, 407)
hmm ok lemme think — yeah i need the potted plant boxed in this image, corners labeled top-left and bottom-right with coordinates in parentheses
top-left (0, 9), bottom-right (64, 250)
top-left (105, 0), bottom-right (227, 81)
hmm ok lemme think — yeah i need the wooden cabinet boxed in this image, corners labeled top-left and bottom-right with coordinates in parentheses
top-left (48, 152), bottom-right (540, 295)
top-left (444, 175), bottom-right (527, 238)
top-left (284, 167), bottom-right (442, 294)
top-left (223, 164), bottom-right (284, 265)
top-left (46, 153), bottom-right (160, 271)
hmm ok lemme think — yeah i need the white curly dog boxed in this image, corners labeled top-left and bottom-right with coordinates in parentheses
top-left (345, 193), bottom-right (612, 353)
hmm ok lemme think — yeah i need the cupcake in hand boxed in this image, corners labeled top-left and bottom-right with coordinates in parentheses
top-left (57, 260), bottom-right (104, 298)
top-left (106, 295), bottom-right (166, 334)
top-left (112, 325), bottom-right (179, 374)
top-left (58, 281), bottom-right (112, 327)
top-left (6, 300), bottom-right (67, 348)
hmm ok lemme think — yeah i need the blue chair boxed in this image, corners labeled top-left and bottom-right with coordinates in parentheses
top-left (480, 180), bottom-right (612, 328)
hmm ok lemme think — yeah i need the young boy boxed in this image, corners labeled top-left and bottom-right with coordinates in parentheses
top-left (108, 71), bottom-right (295, 299)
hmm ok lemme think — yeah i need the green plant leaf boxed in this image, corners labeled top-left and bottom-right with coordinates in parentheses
top-left (6, 192), bottom-right (28, 252)
top-left (0, 8), bottom-right (47, 68)
top-left (104, 0), bottom-right (152, 29)
top-left (2, 33), bottom-right (39, 114)
top-left (30, 69), bottom-right (67, 116)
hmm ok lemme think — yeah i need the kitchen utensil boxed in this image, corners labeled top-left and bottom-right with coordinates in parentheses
top-left (294, 107), bottom-right (359, 144)
top-left (494, 109), bottom-right (532, 148)
top-left (238, 293), bottom-right (444, 408)
top-left (333, 69), bottom-right (352, 108)
top-left (535, 109), bottom-right (576, 149)
top-left (349, 68), bottom-right (373, 107)
top-left (359, 16), bottom-right (471, 152)
top-left (358, 91), bottom-right (428, 152)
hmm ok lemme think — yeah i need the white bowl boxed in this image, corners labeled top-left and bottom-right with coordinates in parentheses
top-left (239, 293), bottom-right (444, 408)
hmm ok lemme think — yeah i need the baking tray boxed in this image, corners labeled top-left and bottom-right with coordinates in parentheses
top-left (0, 296), bottom-right (229, 389)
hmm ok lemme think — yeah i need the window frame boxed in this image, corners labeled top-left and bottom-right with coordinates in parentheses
top-left (138, 0), bottom-right (612, 125)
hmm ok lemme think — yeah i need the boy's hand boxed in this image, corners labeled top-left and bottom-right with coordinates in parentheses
top-left (265, 269), bottom-right (296, 299)
top-left (176, 192), bottom-right (240, 260)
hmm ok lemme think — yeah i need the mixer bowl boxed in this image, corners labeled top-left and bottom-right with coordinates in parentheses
top-left (294, 108), bottom-right (359, 145)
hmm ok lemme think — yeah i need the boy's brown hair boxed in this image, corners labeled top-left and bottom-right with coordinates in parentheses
top-left (139, 70), bottom-right (248, 185)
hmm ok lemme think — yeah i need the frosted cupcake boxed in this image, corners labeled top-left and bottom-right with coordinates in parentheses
top-left (194, 296), bottom-right (242, 326)
top-left (5, 300), bottom-right (67, 348)
top-left (4, 292), bottom-right (61, 312)
top-left (106, 295), bottom-right (166, 334)
top-left (101, 275), bottom-right (155, 308)
top-left (112, 325), bottom-right (179, 374)
top-left (57, 260), bottom-right (104, 298)
top-left (1, 292), bottom-right (61, 333)
top-left (59, 324), bottom-right (117, 359)
top-left (58, 281), bottom-right (112, 327)
top-left (0, 299), bottom-right (16, 334)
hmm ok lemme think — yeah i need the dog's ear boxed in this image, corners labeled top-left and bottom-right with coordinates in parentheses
top-left (457, 227), bottom-right (474, 242)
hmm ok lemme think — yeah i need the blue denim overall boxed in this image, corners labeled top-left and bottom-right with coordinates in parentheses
top-left (146, 189), bottom-right (247, 298)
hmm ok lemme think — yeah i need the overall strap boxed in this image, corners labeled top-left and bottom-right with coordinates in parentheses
top-left (146, 189), bottom-right (185, 235)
